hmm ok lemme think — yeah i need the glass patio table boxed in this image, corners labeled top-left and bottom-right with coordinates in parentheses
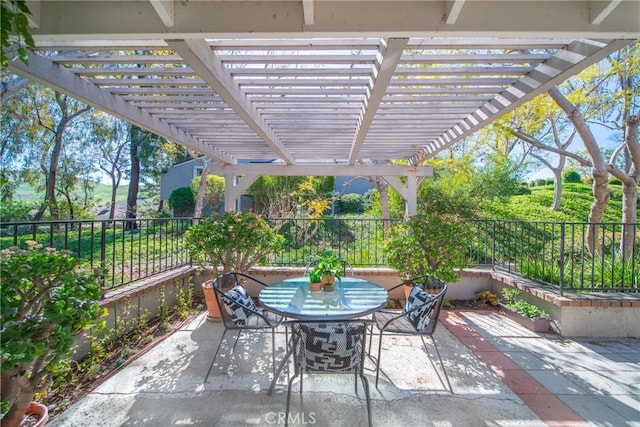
top-left (259, 277), bottom-right (388, 320)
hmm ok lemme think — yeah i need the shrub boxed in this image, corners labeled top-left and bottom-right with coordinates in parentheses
top-left (563, 170), bottom-right (582, 183)
top-left (608, 178), bottom-right (622, 186)
top-left (545, 178), bottom-right (555, 185)
top-left (536, 178), bottom-right (547, 186)
top-left (500, 288), bottom-right (548, 319)
top-left (168, 187), bottom-right (195, 217)
top-left (185, 211), bottom-right (285, 274)
top-left (1, 242), bottom-right (104, 425)
top-left (383, 212), bottom-right (474, 282)
top-left (336, 193), bottom-right (364, 214)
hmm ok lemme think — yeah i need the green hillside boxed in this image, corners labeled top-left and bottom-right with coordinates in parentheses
top-left (14, 183), bottom-right (130, 205)
top-left (482, 182), bottom-right (625, 223)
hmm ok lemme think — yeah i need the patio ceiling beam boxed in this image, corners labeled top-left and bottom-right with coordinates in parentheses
top-left (445, 0), bottom-right (466, 25)
top-left (7, 49), bottom-right (236, 165)
top-left (349, 38), bottom-right (408, 164)
top-left (216, 164), bottom-right (433, 178)
top-left (591, 0), bottom-right (623, 25)
top-left (302, 0), bottom-right (315, 26)
top-left (168, 39), bottom-right (295, 165)
top-left (29, 1), bottom-right (640, 38)
top-left (149, 0), bottom-right (174, 27)
top-left (413, 38), bottom-right (632, 163)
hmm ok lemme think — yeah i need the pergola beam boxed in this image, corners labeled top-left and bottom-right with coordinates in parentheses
top-left (168, 39), bottom-right (295, 165)
top-left (216, 163), bottom-right (433, 178)
top-left (7, 49), bottom-right (236, 165)
top-left (348, 38), bottom-right (408, 164)
top-left (445, 0), bottom-right (466, 25)
top-left (149, 0), bottom-right (174, 27)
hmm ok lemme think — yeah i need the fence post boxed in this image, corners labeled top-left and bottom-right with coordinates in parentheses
top-left (491, 220), bottom-right (496, 269)
top-left (559, 222), bottom-right (565, 296)
top-left (100, 221), bottom-right (107, 289)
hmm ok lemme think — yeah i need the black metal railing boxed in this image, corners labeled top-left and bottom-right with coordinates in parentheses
top-left (2, 217), bottom-right (637, 294)
top-left (0, 218), bottom-right (192, 291)
top-left (265, 216), bottom-right (402, 267)
top-left (467, 219), bottom-right (639, 294)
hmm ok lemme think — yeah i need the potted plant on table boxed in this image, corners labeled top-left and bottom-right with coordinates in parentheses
top-left (185, 211), bottom-right (285, 320)
top-left (1, 242), bottom-right (104, 427)
top-left (308, 269), bottom-right (323, 292)
top-left (311, 249), bottom-right (345, 292)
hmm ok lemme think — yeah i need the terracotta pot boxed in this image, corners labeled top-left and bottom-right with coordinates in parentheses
top-left (26, 401), bottom-right (49, 427)
top-left (403, 284), bottom-right (414, 301)
top-left (321, 275), bottom-right (335, 292)
top-left (309, 281), bottom-right (322, 292)
top-left (202, 280), bottom-right (221, 321)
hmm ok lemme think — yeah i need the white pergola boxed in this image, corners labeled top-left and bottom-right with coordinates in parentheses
top-left (6, 0), bottom-right (640, 214)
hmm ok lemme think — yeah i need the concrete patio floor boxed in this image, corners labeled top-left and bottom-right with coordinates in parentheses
top-left (50, 309), bottom-right (640, 427)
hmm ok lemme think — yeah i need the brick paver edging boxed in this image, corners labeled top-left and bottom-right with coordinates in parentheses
top-left (441, 310), bottom-right (589, 427)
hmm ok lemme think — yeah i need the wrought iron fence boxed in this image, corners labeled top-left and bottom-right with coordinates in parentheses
top-left (467, 219), bottom-right (639, 294)
top-left (265, 216), bottom-right (402, 267)
top-left (0, 218), bottom-right (192, 291)
top-left (1, 217), bottom-right (637, 294)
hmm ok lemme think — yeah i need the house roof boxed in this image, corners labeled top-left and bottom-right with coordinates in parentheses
top-left (7, 1), bottom-right (639, 172)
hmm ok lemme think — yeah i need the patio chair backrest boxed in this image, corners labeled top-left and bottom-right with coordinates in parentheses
top-left (212, 272), bottom-right (264, 329)
top-left (404, 275), bottom-right (447, 335)
top-left (287, 319), bottom-right (371, 374)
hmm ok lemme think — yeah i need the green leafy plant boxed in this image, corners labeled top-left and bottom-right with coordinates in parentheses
top-left (308, 268), bottom-right (322, 283)
top-left (185, 211), bottom-right (285, 275)
top-left (475, 290), bottom-right (499, 306)
top-left (1, 242), bottom-right (105, 427)
top-left (383, 212), bottom-right (473, 282)
top-left (1, 0), bottom-right (35, 67)
top-left (311, 249), bottom-right (346, 281)
top-left (500, 288), bottom-right (548, 319)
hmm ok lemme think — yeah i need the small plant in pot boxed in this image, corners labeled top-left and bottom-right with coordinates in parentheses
top-left (185, 211), bottom-right (284, 320)
top-left (311, 249), bottom-right (345, 292)
top-left (308, 269), bottom-right (323, 292)
top-left (1, 242), bottom-right (105, 427)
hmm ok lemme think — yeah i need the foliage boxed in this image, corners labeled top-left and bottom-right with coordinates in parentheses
top-left (500, 288), bottom-right (549, 319)
top-left (0, 200), bottom-right (36, 222)
top-left (563, 169), bottom-right (582, 183)
top-left (383, 212), bottom-right (474, 282)
top-left (308, 268), bottom-right (322, 283)
top-left (168, 187), bottom-right (195, 217)
top-left (336, 193), bottom-right (364, 214)
top-left (475, 290), bottom-right (499, 306)
top-left (311, 248), bottom-right (346, 280)
top-left (0, 242), bottom-right (104, 426)
top-left (0, 0), bottom-right (34, 67)
top-left (185, 211), bottom-right (284, 275)
top-left (175, 283), bottom-right (194, 319)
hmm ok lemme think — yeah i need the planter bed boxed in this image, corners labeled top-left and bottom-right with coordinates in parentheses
top-left (498, 302), bottom-right (551, 333)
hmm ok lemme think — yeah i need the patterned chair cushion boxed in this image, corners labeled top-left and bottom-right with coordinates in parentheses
top-left (223, 284), bottom-right (256, 326)
top-left (404, 286), bottom-right (437, 332)
top-left (297, 323), bottom-right (364, 372)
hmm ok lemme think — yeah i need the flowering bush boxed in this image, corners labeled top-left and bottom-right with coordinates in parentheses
top-left (185, 211), bottom-right (285, 274)
top-left (1, 242), bottom-right (104, 427)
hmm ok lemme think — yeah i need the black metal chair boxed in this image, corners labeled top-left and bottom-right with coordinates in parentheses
top-left (283, 319), bottom-right (374, 427)
top-left (371, 274), bottom-right (452, 392)
top-left (204, 272), bottom-right (284, 383)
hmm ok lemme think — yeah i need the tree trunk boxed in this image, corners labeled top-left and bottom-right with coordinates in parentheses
top-left (548, 87), bottom-right (610, 254)
top-left (1, 367), bottom-right (36, 427)
top-left (193, 159), bottom-right (212, 223)
top-left (125, 139), bottom-right (140, 230)
top-left (618, 115), bottom-right (639, 258)
top-left (551, 157), bottom-right (565, 211)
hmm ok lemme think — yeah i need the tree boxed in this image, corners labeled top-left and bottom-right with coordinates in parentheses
top-left (191, 171), bottom-right (224, 217)
top-left (91, 112), bottom-right (129, 220)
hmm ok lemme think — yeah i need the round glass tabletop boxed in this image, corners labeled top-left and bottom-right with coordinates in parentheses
top-left (258, 277), bottom-right (388, 320)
